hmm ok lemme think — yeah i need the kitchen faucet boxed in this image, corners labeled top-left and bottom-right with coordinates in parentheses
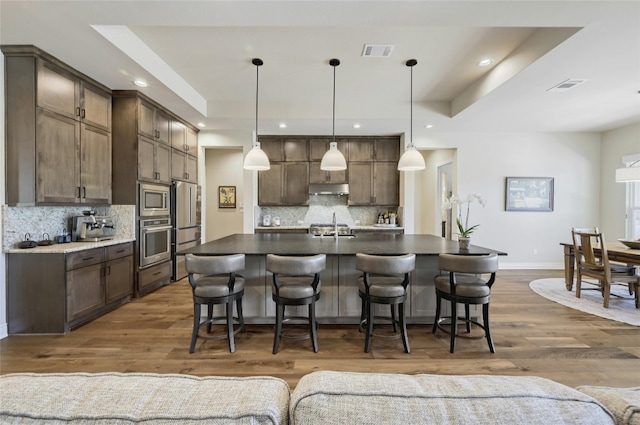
top-left (333, 212), bottom-right (338, 241)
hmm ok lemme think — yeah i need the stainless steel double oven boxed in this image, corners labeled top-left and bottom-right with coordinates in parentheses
top-left (138, 183), bottom-right (172, 268)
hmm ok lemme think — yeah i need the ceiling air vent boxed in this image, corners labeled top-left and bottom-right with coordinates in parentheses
top-left (362, 44), bottom-right (394, 57)
top-left (547, 79), bottom-right (588, 93)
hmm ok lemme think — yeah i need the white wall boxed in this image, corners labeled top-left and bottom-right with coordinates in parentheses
top-left (204, 148), bottom-right (245, 241)
top-left (415, 149), bottom-right (456, 235)
top-left (409, 132), bottom-right (602, 268)
top-left (600, 123), bottom-right (640, 239)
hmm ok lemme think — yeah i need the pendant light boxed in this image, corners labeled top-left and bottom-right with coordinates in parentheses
top-left (398, 59), bottom-right (426, 171)
top-left (321, 58), bottom-right (347, 171)
top-left (243, 58), bottom-right (270, 171)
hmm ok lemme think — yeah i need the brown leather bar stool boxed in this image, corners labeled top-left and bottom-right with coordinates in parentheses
top-left (432, 253), bottom-right (499, 353)
top-left (184, 253), bottom-right (246, 353)
top-left (356, 253), bottom-right (416, 353)
top-left (267, 254), bottom-right (326, 354)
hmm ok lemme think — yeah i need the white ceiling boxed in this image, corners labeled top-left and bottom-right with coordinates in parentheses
top-left (1, 1), bottom-right (639, 141)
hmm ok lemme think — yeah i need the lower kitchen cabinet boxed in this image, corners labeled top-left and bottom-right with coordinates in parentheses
top-left (137, 260), bottom-right (172, 297)
top-left (7, 242), bottom-right (134, 334)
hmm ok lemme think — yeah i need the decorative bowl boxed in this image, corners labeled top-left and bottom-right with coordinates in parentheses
top-left (618, 239), bottom-right (640, 249)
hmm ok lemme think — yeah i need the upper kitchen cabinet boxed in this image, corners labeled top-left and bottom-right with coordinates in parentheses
top-left (258, 162), bottom-right (309, 206)
top-left (171, 120), bottom-right (199, 156)
top-left (3, 45), bottom-right (112, 206)
top-left (111, 90), bottom-right (199, 204)
top-left (171, 149), bottom-right (198, 183)
top-left (348, 162), bottom-right (399, 206)
top-left (259, 136), bottom-right (309, 162)
top-left (348, 137), bottom-right (400, 162)
top-left (139, 100), bottom-right (170, 145)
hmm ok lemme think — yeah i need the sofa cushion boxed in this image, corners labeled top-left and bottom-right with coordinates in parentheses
top-left (290, 371), bottom-right (615, 425)
top-left (0, 372), bottom-right (290, 425)
top-left (577, 386), bottom-right (640, 425)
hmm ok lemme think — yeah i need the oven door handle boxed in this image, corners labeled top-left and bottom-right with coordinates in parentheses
top-left (141, 225), bottom-right (173, 234)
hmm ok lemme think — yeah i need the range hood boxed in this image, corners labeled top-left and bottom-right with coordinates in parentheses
top-left (309, 184), bottom-right (349, 195)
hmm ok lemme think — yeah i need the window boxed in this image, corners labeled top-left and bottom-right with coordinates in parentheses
top-left (626, 181), bottom-right (640, 240)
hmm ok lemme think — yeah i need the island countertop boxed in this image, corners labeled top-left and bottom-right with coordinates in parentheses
top-left (179, 233), bottom-right (506, 256)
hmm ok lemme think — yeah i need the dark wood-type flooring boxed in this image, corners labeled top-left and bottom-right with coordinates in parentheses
top-left (2, 270), bottom-right (639, 389)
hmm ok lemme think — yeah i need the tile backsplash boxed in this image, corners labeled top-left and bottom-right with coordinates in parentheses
top-left (2, 205), bottom-right (136, 251)
top-left (257, 195), bottom-right (398, 227)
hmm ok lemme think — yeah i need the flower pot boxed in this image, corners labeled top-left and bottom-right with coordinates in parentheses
top-left (458, 237), bottom-right (471, 250)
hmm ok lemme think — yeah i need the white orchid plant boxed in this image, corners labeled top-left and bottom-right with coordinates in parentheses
top-left (443, 193), bottom-right (486, 238)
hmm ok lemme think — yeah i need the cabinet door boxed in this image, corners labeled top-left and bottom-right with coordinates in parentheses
top-left (186, 128), bottom-right (198, 156)
top-left (349, 140), bottom-right (374, 161)
top-left (171, 120), bottom-right (187, 152)
top-left (138, 136), bottom-right (156, 182)
top-left (37, 60), bottom-right (79, 121)
top-left (374, 139), bottom-right (400, 161)
top-left (81, 124), bottom-right (112, 204)
top-left (373, 162), bottom-right (399, 206)
top-left (283, 162), bottom-right (309, 205)
top-left (36, 108), bottom-right (81, 204)
top-left (309, 162), bottom-right (348, 184)
top-left (80, 81), bottom-right (111, 131)
top-left (155, 142), bottom-right (172, 184)
top-left (259, 138), bottom-right (284, 161)
top-left (284, 139), bottom-right (308, 161)
top-left (258, 163), bottom-right (284, 205)
top-left (186, 155), bottom-right (198, 183)
top-left (67, 263), bottom-right (104, 322)
top-left (348, 163), bottom-right (373, 205)
top-left (155, 108), bottom-right (171, 145)
top-left (138, 100), bottom-right (156, 140)
top-left (171, 149), bottom-right (186, 181)
top-left (105, 255), bottom-right (133, 303)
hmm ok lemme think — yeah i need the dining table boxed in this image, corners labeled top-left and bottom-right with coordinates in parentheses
top-left (559, 241), bottom-right (640, 290)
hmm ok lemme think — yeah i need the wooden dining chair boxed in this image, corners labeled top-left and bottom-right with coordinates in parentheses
top-left (571, 229), bottom-right (639, 308)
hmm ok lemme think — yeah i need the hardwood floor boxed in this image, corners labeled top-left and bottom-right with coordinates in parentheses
top-left (2, 269), bottom-right (638, 389)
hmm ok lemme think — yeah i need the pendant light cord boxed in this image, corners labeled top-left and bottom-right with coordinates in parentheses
top-left (252, 58), bottom-right (263, 144)
top-left (406, 59), bottom-right (417, 149)
top-left (333, 63), bottom-right (336, 143)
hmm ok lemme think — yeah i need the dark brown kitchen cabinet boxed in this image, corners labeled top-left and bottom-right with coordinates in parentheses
top-left (7, 242), bottom-right (134, 334)
top-left (259, 137), bottom-right (309, 162)
top-left (348, 161), bottom-right (399, 206)
top-left (348, 138), bottom-right (400, 162)
top-left (172, 120), bottom-right (199, 156)
top-left (139, 100), bottom-right (171, 145)
top-left (138, 136), bottom-right (171, 184)
top-left (3, 45), bottom-right (112, 206)
top-left (258, 162), bottom-right (309, 205)
top-left (309, 162), bottom-right (347, 184)
top-left (309, 138), bottom-right (348, 184)
top-left (171, 149), bottom-right (198, 183)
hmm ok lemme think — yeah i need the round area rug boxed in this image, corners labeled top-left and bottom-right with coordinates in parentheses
top-left (529, 278), bottom-right (639, 326)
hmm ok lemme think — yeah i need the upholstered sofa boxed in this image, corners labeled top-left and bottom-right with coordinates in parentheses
top-left (1, 371), bottom-right (638, 424)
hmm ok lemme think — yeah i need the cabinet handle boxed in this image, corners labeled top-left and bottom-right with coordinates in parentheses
top-left (116, 249), bottom-right (126, 254)
top-left (83, 257), bottom-right (95, 261)
top-left (77, 187), bottom-right (81, 198)
top-left (76, 107), bottom-right (81, 117)
top-left (81, 109), bottom-right (86, 119)
top-left (153, 271), bottom-right (162, 276)
top-left (82, 187), bottom-right (86, 198)
top-left (106, 266), bottom-right (111, 276)
top-left (184, 172), bottom-right (189, 180)
top-left (184, 144), bottom-right (189, 151)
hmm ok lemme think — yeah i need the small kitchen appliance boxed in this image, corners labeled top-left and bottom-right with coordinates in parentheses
top-left (72, 215), bottom-right (116, 242)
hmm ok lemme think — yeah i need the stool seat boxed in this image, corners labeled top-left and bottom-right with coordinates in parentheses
top-left (194, 277), bottom-right (245, 298)
top-left (267, 254), bottom-right (326, 354)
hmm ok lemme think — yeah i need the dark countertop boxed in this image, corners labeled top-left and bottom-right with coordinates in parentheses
top-left (179, 233), bottom-right (506, 256)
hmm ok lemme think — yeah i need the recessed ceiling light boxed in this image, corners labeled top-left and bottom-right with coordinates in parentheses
top-left (133, 79), bottom-right (148, 87)
top-left (353, 123), bottom-right (361, 129)
top-left (477, 59), bottom-right (494, 67)
top-left (278, 123), bottom-right (287, 129)
top-left (425, 124), bottom-right (434, 129)
top-left (197, 122), bottom-right (205, 128)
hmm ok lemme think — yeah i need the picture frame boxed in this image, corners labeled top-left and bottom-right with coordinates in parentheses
top-left (505, 177), bottom-right (554, 212)
top-left (218, 186), bottom-right (236, 208)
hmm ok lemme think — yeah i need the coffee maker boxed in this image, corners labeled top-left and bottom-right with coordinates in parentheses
top-left (72, 213), bottom-right (116, 242)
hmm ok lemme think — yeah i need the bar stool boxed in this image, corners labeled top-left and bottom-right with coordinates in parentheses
top-left (432, 253), bottom-right (499, 353)
top-left (266, 254), bottom-right (326, 354)
top-left (184, 253), bottom-right (246, 353)
top-left (356, 253), bottom-right (416, 353)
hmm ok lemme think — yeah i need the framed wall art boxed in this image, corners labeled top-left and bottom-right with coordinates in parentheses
top-left (218, 186), bottom-right (236, 208)
top-left (505, 177), bottom-right (554, 212)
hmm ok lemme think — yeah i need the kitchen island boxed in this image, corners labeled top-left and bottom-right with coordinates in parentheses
top-left (179, 233), bottom-right (506, 324)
